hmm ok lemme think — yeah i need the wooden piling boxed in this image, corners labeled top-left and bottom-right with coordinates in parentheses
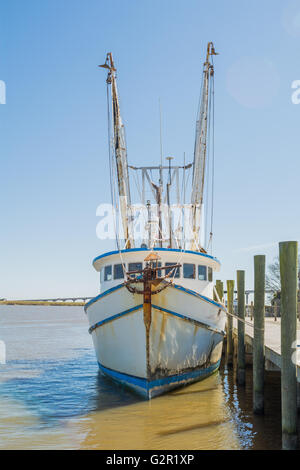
top-left (226, 280), bottom-right (234, 366)
top-left (253, 255), bottom-right (265, 415)
top-left (237, 270), bottom-right (246, 385)
top-left (215, 280), bottom-right (224, 303)
top-left (279, 241), bottom-right (298, 450)
top-left (250, 301), bottom-right (254, 321)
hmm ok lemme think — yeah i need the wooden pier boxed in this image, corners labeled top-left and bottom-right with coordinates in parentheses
top-left (232, 318), bottom-right (300, 376)
top-left (225, 240), bottom-right (299, 450)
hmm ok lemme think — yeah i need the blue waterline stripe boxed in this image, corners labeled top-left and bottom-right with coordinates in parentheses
top-left (88, 302), bottom-right (224, 336)
top-left (98, 360), bottom-right (221, 393)
top-left (88, 304), bottom-right (143, 334)
top-left (85, 281), bottom-right (226, 314)
top-left (92, 248), bottom-right (220, 266)
top-left (84, 283), bottom-right (124, 311)
top-left (171, 284), bottom-right (227, 312)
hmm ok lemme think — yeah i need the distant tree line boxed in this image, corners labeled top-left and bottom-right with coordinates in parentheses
top-left (266, 256), bottom-right (300, 303)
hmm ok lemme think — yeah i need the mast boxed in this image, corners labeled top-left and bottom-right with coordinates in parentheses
top-left (191, 42), bottom-right (217, 250)
top-left (166, 156), bottom-right (173, 248)
top-left (100, 53), bottom-right (132, 248)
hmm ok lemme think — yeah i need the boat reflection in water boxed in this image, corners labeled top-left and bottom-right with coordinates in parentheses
top-left (0, 306), bottom-right (283, 450)
top-left (76, 370), bottom-right (240, 450)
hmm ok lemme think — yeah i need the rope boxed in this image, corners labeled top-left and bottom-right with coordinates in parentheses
top-left (210, 65), bottom-right (215, 255)
top-left (131, 170), bottom-right (143, 202)
top-left (213, 286), bottom-right (264, 331)
top-left (226, 309), bottom-right (264, 332)
top-left (205, 73), bottom-right (212, 249)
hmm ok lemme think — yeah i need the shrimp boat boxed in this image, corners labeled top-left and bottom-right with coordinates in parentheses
top-left (85, 43), bottom-right (227, 399)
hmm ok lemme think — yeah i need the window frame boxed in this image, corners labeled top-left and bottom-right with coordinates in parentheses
top-left (104, 265), bottom-right (112, 282)
top-left (113, 263), bottom-right (125, 280)
top-left (128, 262), bottom-right (143, 278)
top-left (183, 263), bottom-right (196, 279)
top-left (156, 261), bottom-right (162, 277)
top-left (198, 265), bottom-right (207, 281)
top-left (165, 262), bottom-right (180, 279)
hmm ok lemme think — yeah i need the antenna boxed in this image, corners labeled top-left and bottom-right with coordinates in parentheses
top-left (159, 99), bottom-right (163, 174)
top-left (183, 152), bottom-right (186, 250)
top-left (166, 156), bottom-right (174, 248)
top-left (158, 99), bottom-right (163, 246)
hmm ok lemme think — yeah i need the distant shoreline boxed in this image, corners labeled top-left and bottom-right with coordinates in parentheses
top-left (0, 301), bottom-right (85, 307)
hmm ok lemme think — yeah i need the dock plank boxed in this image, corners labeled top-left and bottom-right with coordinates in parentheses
top-left (233, 318), bottom-right (300, 380)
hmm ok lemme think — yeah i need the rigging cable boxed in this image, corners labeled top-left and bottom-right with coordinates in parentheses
top-left (106, 81), bottom-right (127, 276)
top-left (213, 287), bottom-right (263, 332)
top-left (209, 64), bottom-right (215, 255)
top-left (205, 70), bottom-right (212, 250)
top-left (206, 58), bottom-right (215, 254)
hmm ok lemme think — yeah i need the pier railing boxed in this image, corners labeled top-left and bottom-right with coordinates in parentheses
top-left (219, 241), bottom-right (299, 450)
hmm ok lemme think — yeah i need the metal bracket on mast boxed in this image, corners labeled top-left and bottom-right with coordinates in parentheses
top-left (99, 53), bottom-right (116, 83)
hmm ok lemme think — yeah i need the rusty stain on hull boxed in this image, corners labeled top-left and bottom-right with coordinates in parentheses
top-left (106, 256), bottom-right (226, 395)
top-left (143, 302), bottom-right (152, 378)
top-left (148, 360), bottom-right (220, 383)
top-left (148, 302), bottom-right (224, 382)
top-left (158, 314), bottom-right (167, 350)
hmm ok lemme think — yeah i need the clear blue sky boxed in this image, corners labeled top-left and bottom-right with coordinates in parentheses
top-left (1, 0), bottom-right (299, 299)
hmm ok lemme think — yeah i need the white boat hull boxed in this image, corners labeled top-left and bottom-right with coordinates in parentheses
top-left (86, 281), bottom-right (226, 399)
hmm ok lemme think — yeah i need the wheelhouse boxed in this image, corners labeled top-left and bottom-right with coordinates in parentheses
top-left (93, 248), bottom-right (220, 297)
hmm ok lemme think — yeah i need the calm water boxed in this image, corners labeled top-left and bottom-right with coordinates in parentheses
top-left (0, 305), bottom-right (290, 450)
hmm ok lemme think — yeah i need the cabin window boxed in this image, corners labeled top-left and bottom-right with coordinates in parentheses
top-left (153, 262), bottom-right (162, 277)
top-left (165, 263), bottom-right (180, 278)
top-left (158, 262), bottom-right (162, 277)
top-left (128, 262), bottom-right (143, 277)
top-left (100, 268), bottom-right (104, 283)
top-left (198, 265), bottom-right (207, 281)
top-left (208, 267), bottom-right (213, 282)
top-left (183, 263), bottom-right (195, 279)
top-left (114, 264), bottom-right (124, 280)
top-left (104, 265), bottom-right (112, 281)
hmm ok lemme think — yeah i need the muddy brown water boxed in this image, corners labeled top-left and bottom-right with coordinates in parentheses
top-left (0, 305), bottom-right (296, 450)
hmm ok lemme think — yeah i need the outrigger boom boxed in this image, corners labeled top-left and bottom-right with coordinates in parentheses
top-left (100, 44), bottom-right (217, 253)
